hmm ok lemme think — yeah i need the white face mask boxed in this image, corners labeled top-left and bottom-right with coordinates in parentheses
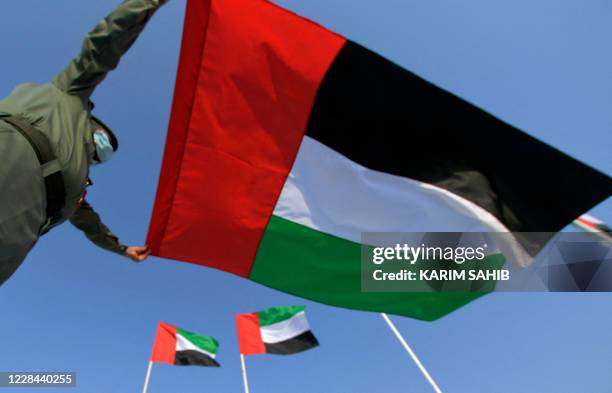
top-left (92, 129), bottom-right (114, 165)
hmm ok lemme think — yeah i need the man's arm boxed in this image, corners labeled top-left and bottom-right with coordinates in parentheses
top-left (70, 200), bottom-right (150, 261)
top-left (52, 0), bottom-right (168, 100)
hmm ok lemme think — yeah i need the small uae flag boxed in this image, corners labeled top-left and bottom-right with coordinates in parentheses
top-left (150, 322), bottom-right (220, 367)
top-left (573, 214), bottom-right (612, 242)
top-left (236, 306), bottom-right (319, 355)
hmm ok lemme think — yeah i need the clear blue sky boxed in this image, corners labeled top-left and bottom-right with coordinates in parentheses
top-left (1, 1), bottom-right (610, 392)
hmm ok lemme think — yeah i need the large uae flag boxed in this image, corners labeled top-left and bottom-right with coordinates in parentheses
top-left (236, 306), bottom-right (319, 355)
top-left (151, 322), bottom-right (220, 367)
top-left (147, 0), bottom-right (612, 320)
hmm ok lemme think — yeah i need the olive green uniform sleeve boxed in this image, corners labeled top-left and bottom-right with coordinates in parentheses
top-left (69, 201), bottom-right (127, 255)
top-left (52, 0), bottom-right (168, 100)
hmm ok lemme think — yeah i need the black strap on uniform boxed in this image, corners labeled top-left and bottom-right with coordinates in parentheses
top-left (0, 114), bottom-right (66, 229)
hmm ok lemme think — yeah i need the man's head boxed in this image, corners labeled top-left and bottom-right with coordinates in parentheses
top-left (91, 116), bottom-right (118, 165)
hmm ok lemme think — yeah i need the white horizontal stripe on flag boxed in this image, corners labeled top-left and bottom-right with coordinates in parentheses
top-left (260, 311), bottom-right (310, 344)
top-left (176, 334), bottom-right (216, 359)
top-left (273, 136), bottom-right (530, 267)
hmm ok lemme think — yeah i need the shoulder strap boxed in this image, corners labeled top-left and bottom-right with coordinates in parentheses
top-left (1, 114), bottom-right (66, 229)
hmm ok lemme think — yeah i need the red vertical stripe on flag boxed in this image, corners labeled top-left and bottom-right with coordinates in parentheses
top-left (147, 0), bottom-right (346, 276)
top-left (150, 322), bottom-right (177, 364)
top-left (147, 0), bottom-right (212, 254)
top-left (236, 313), bottom-right (265, 355)
top-left (576, 217), bottom-right (598, 230)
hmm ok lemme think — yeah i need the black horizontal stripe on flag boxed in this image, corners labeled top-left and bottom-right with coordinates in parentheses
top-left (174, 350), bottom-right (220, 367)
top-left (305, 41), bottom-right (612, 241)
top-left (264, 331), bottom-right (319, 355)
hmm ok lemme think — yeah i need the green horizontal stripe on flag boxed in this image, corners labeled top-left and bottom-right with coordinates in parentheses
top-left (177, 328), bottom-right (219, 354)
top-left (250, 215), bottom-right (503, 321)
top-left (258, 306), bottom-right (306, 327)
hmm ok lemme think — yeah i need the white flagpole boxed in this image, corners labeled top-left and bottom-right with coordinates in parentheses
top-left (240, 354), bottom-right (251, 393)
top-left (381, 313), bottom-right (443, 393)
top-left (141, 361), bottom-right (154, 393)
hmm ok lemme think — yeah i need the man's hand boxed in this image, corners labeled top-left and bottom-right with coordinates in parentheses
top-left (124, 246), bottom-right (151, 262)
